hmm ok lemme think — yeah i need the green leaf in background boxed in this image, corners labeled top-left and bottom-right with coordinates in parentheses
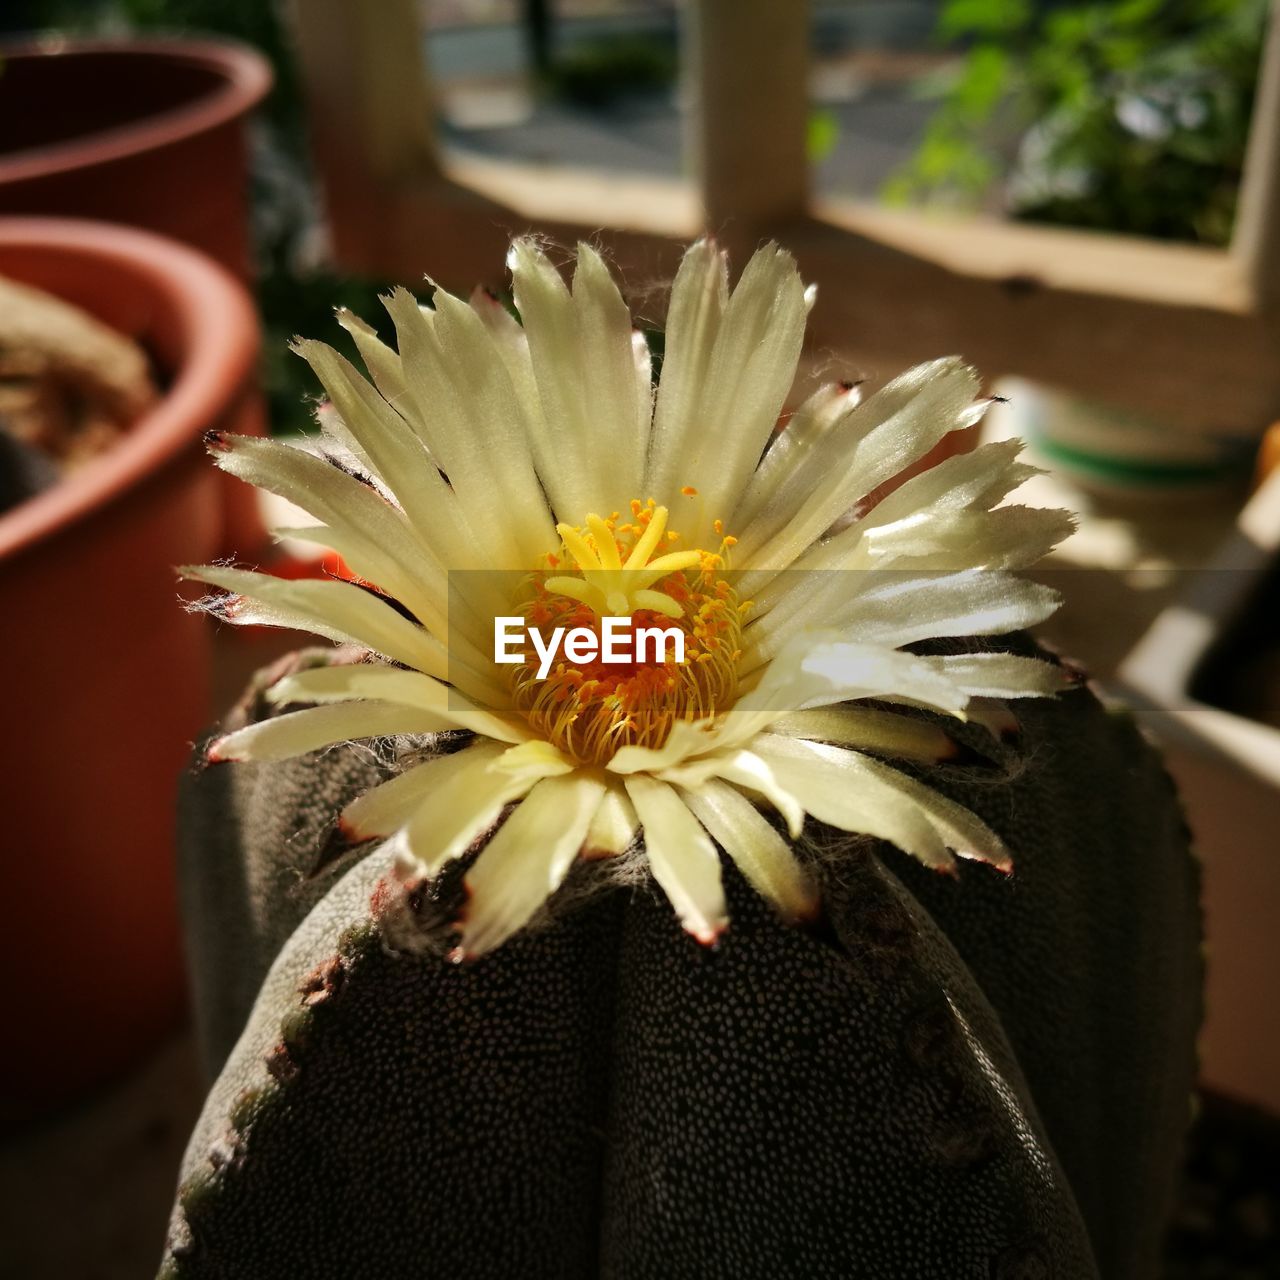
top-left (807, 108), bottom-right (841, 164)
top-left (884, 0), bottom-right (1269, 246)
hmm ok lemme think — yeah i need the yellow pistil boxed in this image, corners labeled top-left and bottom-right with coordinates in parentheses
top-left (507, 500), bottom-right (744, 765)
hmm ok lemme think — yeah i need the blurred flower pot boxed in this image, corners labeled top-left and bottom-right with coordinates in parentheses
top-left (0, 218), bottom-right (259, 1122)
top-left (0, 36), bottom-right (271, 279)
top-left (996, 376), bottom-right (1250, 500)
top-left (1119, 467), bottom-right (1280, 1114)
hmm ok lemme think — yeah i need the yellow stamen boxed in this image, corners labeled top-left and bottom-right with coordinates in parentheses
top-left (507, 498), bottom-right (746, 765)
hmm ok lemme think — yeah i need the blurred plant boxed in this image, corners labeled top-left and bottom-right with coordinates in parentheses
top-left (885, 0), bottom-right (1269, 246)
top-left (807, 108), bottom-right (841, 164)
top-left (542, 33), bottom-right (677, 107)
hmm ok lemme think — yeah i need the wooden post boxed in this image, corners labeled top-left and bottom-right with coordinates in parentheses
top-left (286, 0), bottom-right (440, 269)
top-left (1233, 0), bottom-right (1280, 309)
top-left (687, 0), bottom-right (811, 235)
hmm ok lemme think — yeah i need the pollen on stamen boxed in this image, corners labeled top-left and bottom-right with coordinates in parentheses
top-left (506, 498), bottom-right (746, 766)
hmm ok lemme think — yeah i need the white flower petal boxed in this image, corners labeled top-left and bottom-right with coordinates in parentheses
top-left (209, 702), bottom-right (444, 764)
top-left (265, 664), bottom-right (528, 742)
top-left (624, 774), bottom-right (727, 943)
top-left (734, 357), bottom-right (982, 579)
top-left (336, 306), bottom-right (410, 413)
top-left (207, 432), bottom-right (447, 636)
top-left (650, 242), bottom-right (807, 541)
top-left (861, 505), bottom-right (1075, 572)
top-left (742, 570), bottom-right (1060, 674)
top-left (858, 437), bottom-right (1036, 531)
top-left (738, 633), bottom-right (971, 720)
top-left (292, 339), bottom-right (494, 569)
top-left (751, 734), bottom-right (955, 871)
top-left (382, 285), bottom-right (554, 567)
top-left (396, 746), bottom-right (548, 875)
top-left (732, 379), bottom-right (862, 531)
top-left (488, 739), bottom-right (576, 780)
top-left (185, 565), bottom-right (450, 679)
top-left (756, 733), bottom-right (1010, 871)
top-left (658, 747), bottom-right (805, 839)
top-left (508, 239), bottom-right (646, 519)
top-left (741, 440), bottom-right (1042, 601)
top-left (341, 741), bottom-right (505, 839)
top-left (769, 705), bottom-right (958, 762)
top-left (606, 718), bottom-right (718, 775)
top-left (680, 779), bottom-right (817, 921)
top-left (584, 784), bottom-right (639, 856)
top-left (921, 652), bottom-right (1073, 699)
top-left (457, 772), bottom-right (605, 957)
top-left (646, 238), bottom-right (727, 505)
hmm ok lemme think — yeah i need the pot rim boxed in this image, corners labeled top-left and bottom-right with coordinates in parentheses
top-left (0, 217), bottom-right (260, 562)
top-left (0, 36), bottom-right (272, 186)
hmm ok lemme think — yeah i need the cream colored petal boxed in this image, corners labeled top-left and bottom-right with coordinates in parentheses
top-left (396, 747), bottom-right (546, 875)
top-left (727, 631), bottom-right (972, 739)
top-left (625, 774), bottom-right (727, 944)
top-left (650, 242), bottom-right (807, 543)
top-left (741, 571), bottom-right (1060, 675)
top-left (255, 539), bottom-right (503, 703)
top-left (456, 772), bottom-right (605, 957)
top-left (382, 285), bottom-right (554, 568)
top-left (921, 652), bottom-right (1073, 699)
top-left (489, 739), bottom-right (577, 780)
top-left (184, 565), bottom-right (450, 679)
top-left (606, 718), bottom-right (717, 775)
top-left (658, 747), bottom-right (805, 839)
top-left (743, 439), bottom-right (1041, 597)
top-left (857, 438), bottom-right (1036, 532)
top-left (680, 779), bottom-right (817, 921)
top-left (768, 705), bottom-right (957, 762)
top-left (732, 380), bottom-right (861, 531)
top-left (751, 734), bottom-right (954, 871)
top-left (508, 240), bottom-right (647, 518)
top-left (209, 702), bottom-right (445, 764)
top-left (756, 733), bottom-right (1010, 871)
top-left (860, 506), bottom-right (1075, 572)
top-left (267, 523), bottom-right (498, 678)
top-left (733, 358), bottom-right (982, 578)
top-left (644, 238), bottom-right (726, 512)
top-left (336, 307), bottom-right (410, 414)
top-left (341, 741), bottom-right (505, 839)
top-left (208, 433), bottom-right (447, 636)
top-left (265, 664), bottom-right (530, 743)
top-left (571, 245), bottom-right (649, 503)
top-left (292, 339), bottom-right (496, 569)
top-left (584, 784), bottom-right (639, 856)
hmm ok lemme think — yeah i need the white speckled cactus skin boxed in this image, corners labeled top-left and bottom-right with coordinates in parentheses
top-left (165, 636), bottom-right (1200, 1279)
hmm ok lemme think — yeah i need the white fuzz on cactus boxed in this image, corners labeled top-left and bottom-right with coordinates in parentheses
top-left (185, 239), bottom-right (1074, 959)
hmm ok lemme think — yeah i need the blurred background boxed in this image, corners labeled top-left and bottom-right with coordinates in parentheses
top-left (1, 1), bottom-right (1279, 1276)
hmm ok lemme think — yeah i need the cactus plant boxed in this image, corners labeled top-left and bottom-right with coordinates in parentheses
top-left (164, 638), bottom-right (1199, 1278)
top-left (161, 240), bottom-right (1201, 1276)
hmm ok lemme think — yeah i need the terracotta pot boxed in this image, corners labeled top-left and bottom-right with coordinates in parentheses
top-left (0, 36), bottom-right (270, 279)
top-left (0, 218), bottom-right (259, 1121)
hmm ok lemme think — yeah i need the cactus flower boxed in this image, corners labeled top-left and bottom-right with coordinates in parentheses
top-left (185, 239), bottom-right (1074, 958)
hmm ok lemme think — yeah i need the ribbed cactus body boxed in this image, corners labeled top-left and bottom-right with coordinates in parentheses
top-left (164, 638), bottom-right (1200, 1279)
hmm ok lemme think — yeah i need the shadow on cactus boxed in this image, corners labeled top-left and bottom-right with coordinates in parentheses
top-left (163, 241), bottom-right (1201, 1278)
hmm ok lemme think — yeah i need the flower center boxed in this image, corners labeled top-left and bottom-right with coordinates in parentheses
top-left (507, 498), bottom-right (744, 765)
